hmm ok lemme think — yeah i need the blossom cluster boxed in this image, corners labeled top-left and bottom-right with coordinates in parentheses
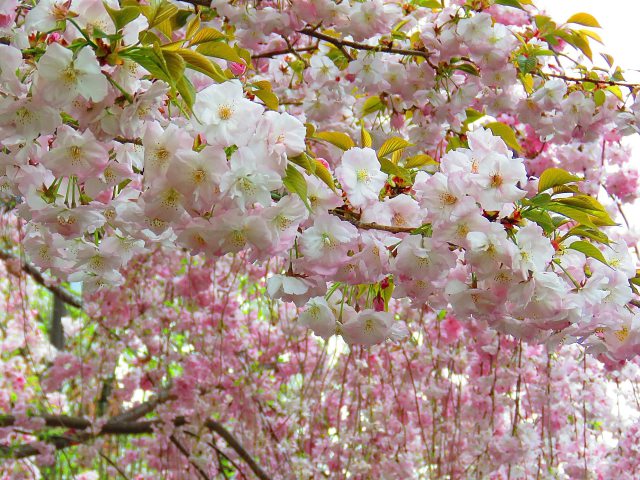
top-left (0, 0), bottom-right (638, 365)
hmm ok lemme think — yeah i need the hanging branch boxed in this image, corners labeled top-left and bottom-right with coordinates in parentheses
top-left (0, 388), bottom-right (271, 480)
top-left (0, 249), bottom-right (83, 309)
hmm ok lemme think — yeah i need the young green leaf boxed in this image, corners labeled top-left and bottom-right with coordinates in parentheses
top-left (313, 131), bottom-right (355, 151)
top-left (568, 241), bottom-right (608, 265)
top-left (537, 168), bottom-right (581, 193)
top-left (283, 164), bottom-right (311, 210)
top-left (485, 122), bottom-right (522, 152)
top-left (566, 12), bottom-right (601, 28)
top-left (377, 137), bottom-right (413, 159)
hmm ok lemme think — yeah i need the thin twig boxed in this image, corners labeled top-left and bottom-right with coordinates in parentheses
top-left (170, 434), bottom-right (210, 480)
top-left (298, 27), bottom-right (438, 69)
top-left (544, 72), bottom-right (639, 89)
top-left (0, 249), bottom-right (83, 309)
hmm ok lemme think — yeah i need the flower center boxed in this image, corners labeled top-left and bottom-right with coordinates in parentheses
top-left (614, 326), bottom-right (629, 343)
top-left (68, 145), bottom-right (83, 164)
top-left (356, 169), bottom-right (370, 183)
top-left (439, 192), bottom-right (458, 206)
top-left (490, 173), bottom-right (504, 188)
top-left (191, 169), bottom-right (206, 184)
top-left (61, 65), bottom-right (79, 86)
top-left (218, 104), bottom-right (234, 120)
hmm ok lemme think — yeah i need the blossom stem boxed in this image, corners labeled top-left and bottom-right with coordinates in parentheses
top-left (298, 27), bottom-right (438, 69)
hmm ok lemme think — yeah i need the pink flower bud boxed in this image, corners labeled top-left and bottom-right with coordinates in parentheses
top-left (373, 295), bottom-right (385, 312)
top-left (390, 112), bottom-right (404, 130)
top-left (316, 157), bottom-right (330, 169)
top-left (229, 62), bottom-right (246, 76)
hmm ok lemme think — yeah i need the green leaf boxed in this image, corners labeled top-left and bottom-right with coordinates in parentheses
top-left (454, 63), bottom-right (480, 76)
top-left (564, 226), bottom-right (610, 245)
top-left (313, 160), bottom-right (337, 192)
top-left (413, 0), bottom-right (441, 8)
top-left (494, 0), bottom-right (525, 10)
top-left (593, 89), bottom-right (606, 107)
top-left (196, 42), bottom-right (244, 64)
top-left (560, 31), bottom-right (593, 61)
top-left (379, 158), bottom-right (410, 182)
top-left (147, 1), bottom-right (178, 28)
top-left (378, 137), bottom-right (413, 159)
top-left (185, 14), bottom-right (200, 40)
top-left (464, 108), bottom-right (485, 125)
top-left (546, 203), bottom-right (597, 228)
top-left (103, 3), bottom-right (140, 31)
top-left (362, 95), bottom-right (385, 116)
top-left (189, 27), bottom-right (226, 46)
top-left (122, 47), bottom-right (172, 84)
top-left (254, 89), bottom-right (279, 110)
top-left (568, 241), bottom-right (608, 265)
top-left (177, 48), bottom-right (227, 82)
top-left (176, 76), bottom-right (196, 109)
top-left (516, 54), bottom-right (537, 74)
top-left (566, 12), bottom-right (601, 28)
top-left (521, 209), bottom-right (556, 233)
top-left (289, 152), bottom-right (316, 174)
top-left (403, 154), bottom-right (438, 169)
top-left (538, 168), bottom-right (581, 193)
top-left (485, 122), bottom-right (521, 152)
top-left (283, 164), bottom-right (311, 210)
top-left (161, 50), bottom-right (186, 85)
top-left (361, 126), bottom-right (372, 148)
top-left (313, 131), bottom-right (355, 151)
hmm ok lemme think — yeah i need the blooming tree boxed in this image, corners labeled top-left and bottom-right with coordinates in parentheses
top-left (1, 0), bottom-right (640, 477)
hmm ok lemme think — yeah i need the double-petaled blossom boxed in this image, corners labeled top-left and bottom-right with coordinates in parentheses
top-left (192, 80), bottom-right (264, 147)
top-left (335, 147), bottom-right (387, 208)
top-left (41, 125), bottom-right (109, 181)
top-left (35, 43), bottom-right (109, 105)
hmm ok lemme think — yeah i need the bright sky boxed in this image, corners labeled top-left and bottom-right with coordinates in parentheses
top-left (537, 0), bottom-right (640, 222)
top-left (536, 0), bottom-right (640, 82)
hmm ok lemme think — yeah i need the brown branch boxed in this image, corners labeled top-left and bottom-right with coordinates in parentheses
top-left (170, 434), bottom-right (211, 480)
top-left (0, 249), bottom-right (83, 309)
top-left (114, 136), bottom-right (143, 146)
top-left (1, 393), bottom-right (272, 480)
top-left (179, 0), bottom-right (210, 6)
top-left (204, 419), bottom-right (271, 480)
top-left (329, 208), bottom-right (417, 234)
top-left (251, 45), bottom-right (317, 59)
top-left (298, 27), bottom-right (437, 69)
top-left (544, 73), bottom-right (640, 89)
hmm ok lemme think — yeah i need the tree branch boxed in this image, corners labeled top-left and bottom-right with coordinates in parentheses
top-left (298, 27), bottom-right (438, 69)
top-left (170, 434), bottom-right (211, 480)
top-left (0, 395), bottom-right (272, 480)
top-left (329, 208), bottom-right (417, 234)
top-left (204, 419), bottom-right (271, 480)
top-left (252, 45), bottom-right (317, 59)
top-left (0, 249), bottom-right (83, 309)
top-left (544, 72), bottom-right (640, 89)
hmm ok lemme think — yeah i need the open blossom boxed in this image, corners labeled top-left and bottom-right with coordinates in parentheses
top-left (335, 147), bottom-right (387, 208)
top-left (219, 144), bottom-right (282, 211)
top-left (41, 125), bottom-right (109, 181)
top-left (192, 80), bottom-right (264, 147)
top-left (0, 97), bottom-right (61, 143)
top-left (299, 214), bottom-right (358, 270)
top-left (298, 297), bottom-right (336, 339)
top-left (166, 147), bottom-right (228, 212)
top-left (513, 223), bottom-right (554, 278)
top-left (473, 152), bottom-right (527, 210)
top-left (259, 111), bottom-right (307, 159)
top-left (341, 309), bottom-right (405, 346)
top-left (35, 43), bottom-right (109, 105)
